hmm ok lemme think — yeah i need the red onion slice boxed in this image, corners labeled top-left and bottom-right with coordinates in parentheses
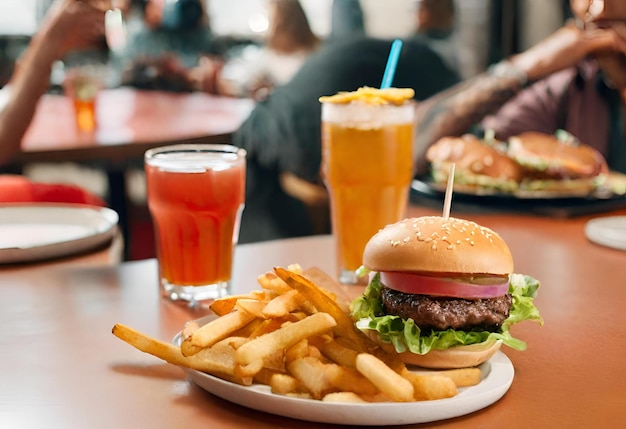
top-left (379, 271), bottom-right (509, 299)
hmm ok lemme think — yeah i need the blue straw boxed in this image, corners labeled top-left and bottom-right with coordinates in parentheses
top-left (380, 39), bottom-right (403, 89)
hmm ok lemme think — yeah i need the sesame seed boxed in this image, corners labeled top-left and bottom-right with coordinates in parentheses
top-left (447, 244), bottom-right (455, 250)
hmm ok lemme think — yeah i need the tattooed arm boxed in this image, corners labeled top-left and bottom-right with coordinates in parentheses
top-left (413, 21), bottom-right (620, 174)
top-left (413, 69), bottom-right (526, 174)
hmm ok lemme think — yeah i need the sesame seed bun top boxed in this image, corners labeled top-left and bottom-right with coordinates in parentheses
top-left (363, 216), bottom-right (514, 275)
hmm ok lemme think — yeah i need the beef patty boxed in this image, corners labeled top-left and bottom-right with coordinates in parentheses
top-left (380, 287), bottom-right (512, 332)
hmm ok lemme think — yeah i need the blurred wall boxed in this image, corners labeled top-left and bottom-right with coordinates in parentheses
top-left (519, 0), bottom-right (563, 50)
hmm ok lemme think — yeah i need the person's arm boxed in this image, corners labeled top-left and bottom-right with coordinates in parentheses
top-left (592, 22), bottom-right (626, 104)
top-left (414, 21), bottom-right (620, 172)
top-left (0, 0), bottom-right (104, 166)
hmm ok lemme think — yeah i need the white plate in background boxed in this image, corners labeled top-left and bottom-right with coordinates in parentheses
top-left (585, 216), bottom-right (626, 251)
top-left (0, 204), bottom-right (119, 263)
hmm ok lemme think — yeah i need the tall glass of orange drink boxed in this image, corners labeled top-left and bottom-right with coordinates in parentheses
top-left (145, 144), bottom-right (246, 305)
top-left (320, 87), bottom-right (415, 284)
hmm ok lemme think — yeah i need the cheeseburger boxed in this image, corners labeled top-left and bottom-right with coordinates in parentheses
top-left (351, 216), bottom-right (542, 369)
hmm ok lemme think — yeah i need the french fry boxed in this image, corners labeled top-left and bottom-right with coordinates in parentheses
top-left (188, 310), bottom-right (256, 352)
top-left (180, 336), bottom-right (205, 357)
top-left (402, 372), bottom-right (458, 401)
top-left (285, 339), bottom-right (310, 364)
top-left (254, 367), bottom-right (283, 386)
top-left (274, 267), bottom-right (374, 354)
top-left (235, 299), bottom-right (268, 319)
top-left (322, 392), bottom-right (368, 403)
top-left (302, 266), bottom-right (353, 314)
top-left (264, 348), bottom-right (287, 372)
top-left (428, 367), bottom-right (482, 388)
top-left (257, 272), bottom-right (292, 294)
top-left (287, 357), bottom-right (334, 399)
top-left (270, 373), bottom-right (302, 395)
top-left (247, 317), bottom-right (289, 338)
top-left (210, 292), bottom-right (268, 316)
top-left (181, 320), bottom-right (199, 340)
top-left (235, 359), bottom-right (264, 378)
top-left (355, 353), bottom-right (414, 402)
top-left (324, 364), bottom-right (379, 396)
top-left (112, 323), bottom-right (246, 384)
top-left (261, 289), bottom-right (306, 318)
top-left (319, 339), bottom-right (360, 369)
top-left (234, 312), bottom-right (336, 374)
top-left (211, 336), bottom-right (249, 351)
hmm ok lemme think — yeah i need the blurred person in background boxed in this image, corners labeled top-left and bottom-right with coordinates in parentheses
top-left (217, 0), bottom-right (320, 100)
top-left (412, 0), bottom-right (461, 76)
top-left (413, 0), bottom-right (626, 175)
top-left (330, 0), bottom-right (365, 40)
top-left (231, 36), bottom-right (460, 243)
top-left (0, 0), bottom-right (106, 166)
top-left (0, 0), bottom-right (107, 205)
top-left (115, 0), bottom-right (224, 92)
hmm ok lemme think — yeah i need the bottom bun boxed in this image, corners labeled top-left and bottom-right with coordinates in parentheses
top-left (397, 340), bottom-right (502, 369)
top-left (368, 331), bottom-right (502, 369)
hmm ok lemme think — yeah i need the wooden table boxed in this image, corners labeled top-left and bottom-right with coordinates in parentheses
top-left (15, 88), bottom-right (254, 258)
top-left (20, 88), bottom-right (254, 162)
top-left (1, 205), bottom-right (625, 428)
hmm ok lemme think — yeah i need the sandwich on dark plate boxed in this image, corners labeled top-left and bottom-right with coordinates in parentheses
top-left (507, 131), bottom-right (608, 195)
top-left (425, 131), bottom-right (609, 196)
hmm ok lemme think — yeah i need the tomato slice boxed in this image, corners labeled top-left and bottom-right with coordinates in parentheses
top-left (379, 271), bottom-right (509, 299)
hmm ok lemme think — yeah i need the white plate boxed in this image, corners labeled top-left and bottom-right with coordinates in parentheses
top-left (585, 216), bottom-right (626, 251)
top-left (0, 203), bottom-right (119, 264)
top-left (173, 320), bottom-right (514, 426)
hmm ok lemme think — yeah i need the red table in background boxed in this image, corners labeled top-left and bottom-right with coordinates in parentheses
top-left (21, 88), bottom-right (254, 161)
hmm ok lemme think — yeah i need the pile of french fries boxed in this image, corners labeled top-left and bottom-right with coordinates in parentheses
top-left (112, 265), bottom-right (481, 403)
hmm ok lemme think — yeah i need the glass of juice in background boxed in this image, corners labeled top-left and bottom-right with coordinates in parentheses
top-left (145, 144), bottom-right (246, 305)
top-left (63, 65), bottom-right (107, 133)
top-left (320, 87), bottom-right (415, 284)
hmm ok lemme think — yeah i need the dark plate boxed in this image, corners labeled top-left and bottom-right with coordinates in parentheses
top-left (411, 177), bottom-right (626, 218)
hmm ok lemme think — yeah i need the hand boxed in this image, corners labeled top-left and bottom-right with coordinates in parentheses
top-left (592, 22), bottom-right (626, 94)
top-left (38, 0), bottom-right (106, 60)
top-left (510, 21), bottom-right (618, 81)
top-left (188, 56), bottom-right (225, 94)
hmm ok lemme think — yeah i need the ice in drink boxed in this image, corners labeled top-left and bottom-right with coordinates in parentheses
top-left (320, 87), bottom-right (415, 284)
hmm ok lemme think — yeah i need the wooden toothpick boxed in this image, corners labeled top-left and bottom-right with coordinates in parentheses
top-left (442, 163), bottom-right (455, 219)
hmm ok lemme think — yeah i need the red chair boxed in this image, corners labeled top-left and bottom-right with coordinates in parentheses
top-left (0, 175), bottom-right (106, 206)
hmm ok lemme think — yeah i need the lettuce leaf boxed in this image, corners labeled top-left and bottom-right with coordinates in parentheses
top-left (350, 272), bottom-right (543, 355)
